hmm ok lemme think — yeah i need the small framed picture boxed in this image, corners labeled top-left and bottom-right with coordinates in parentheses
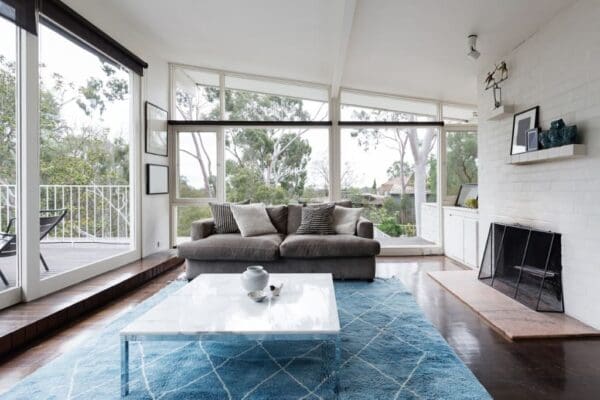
top-left (511, 106), bottom-right (539, 155)
top-left (146, 164), bottom-right (169, 195)
top-left (455, 184), bottom-right (478, 207)
top-left (145, 102), bottom-right (168, 157)
top-left (527, 128), bottom-right (539, 152)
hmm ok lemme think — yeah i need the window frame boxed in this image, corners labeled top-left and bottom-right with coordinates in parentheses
top-left (167, 63), bottom-right (478, 256)
top-left (0, 15), bottom-right (143, 310)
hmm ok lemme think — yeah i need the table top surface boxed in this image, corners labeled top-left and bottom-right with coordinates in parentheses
top-left (121, 273), bottom-right (340, 337)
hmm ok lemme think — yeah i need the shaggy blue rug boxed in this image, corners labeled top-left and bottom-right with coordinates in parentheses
top-left (2, 279), bottom-right (490, 400)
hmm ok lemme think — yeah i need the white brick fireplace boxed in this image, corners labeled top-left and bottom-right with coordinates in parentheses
top-left (477, 0), bottom-right (600, 328)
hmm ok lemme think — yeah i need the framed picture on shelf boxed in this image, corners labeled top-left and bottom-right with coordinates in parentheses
top-left (527, 128), bottom-right (539, 152)
top-left (455, 183), bottom-right (478, 208)
top-left (510, 106), bottom-right (539, 155)
top-left (146, 164), bottom-right (169, 195)
top-left (145, 102), bottom-right (168, 156)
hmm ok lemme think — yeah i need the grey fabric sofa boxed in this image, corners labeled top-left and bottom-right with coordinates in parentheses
top-left (178, 203), bottom-right (380, 281)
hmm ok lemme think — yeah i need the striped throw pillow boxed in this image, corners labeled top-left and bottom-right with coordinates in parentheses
top-left (209, 201), bottom-right (248, 234)
top-left (295, 204), bottom-right (335, 235)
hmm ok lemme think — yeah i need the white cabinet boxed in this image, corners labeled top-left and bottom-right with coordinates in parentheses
top-left (443, 206), bottom-right (479, 268)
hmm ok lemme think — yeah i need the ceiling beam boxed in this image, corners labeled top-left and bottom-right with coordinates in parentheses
top-left (330, 0), bottom-right (357, 99)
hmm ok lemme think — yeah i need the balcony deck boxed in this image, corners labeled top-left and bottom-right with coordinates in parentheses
top-left (0, 241), bottom-right (131, 288)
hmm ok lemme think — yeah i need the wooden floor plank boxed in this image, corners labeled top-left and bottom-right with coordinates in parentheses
top-left (0, 251), bottom-right (183, 358)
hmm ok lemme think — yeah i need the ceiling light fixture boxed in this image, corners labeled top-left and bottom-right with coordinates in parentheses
top-left (467, 34), bottom-right (480, 60)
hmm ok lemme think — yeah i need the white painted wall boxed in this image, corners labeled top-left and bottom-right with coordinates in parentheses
top-left (64, 1), bottom-right (171, 258)
top-left (477, 0), bottom-right (600, 328)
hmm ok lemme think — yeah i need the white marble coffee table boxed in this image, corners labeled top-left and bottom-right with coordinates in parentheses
top-left (120, 273), bottom-right (341, 396)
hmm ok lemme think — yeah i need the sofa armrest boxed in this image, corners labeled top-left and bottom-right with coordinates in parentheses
top-left (357, 217), bottom-right (374, 239)
top-left (191, 218), bottom-right (215, 241)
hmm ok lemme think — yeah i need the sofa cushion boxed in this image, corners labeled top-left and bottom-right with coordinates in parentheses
top-left (333, 206), bottom-right (363, 234)
top-left (178, 233), bottom-right (284, 261)
top-left (287, 204), bottom-right (304, 234)
top-left (296, 204), bottom-right (335, 235)
top-left (209, 200), bottom-right (249, 234)
top-left (280, 234), bottom-right (380, 258)
top-left (230, 203), bottom-right (277, 237)
top-left (266, 205), bottom-right (288, 234)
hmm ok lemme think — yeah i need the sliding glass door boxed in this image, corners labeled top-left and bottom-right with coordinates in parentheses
top-left (37, 22), bottom-right (135, 282)
top-left (0, 17), bottom-right (20, 308)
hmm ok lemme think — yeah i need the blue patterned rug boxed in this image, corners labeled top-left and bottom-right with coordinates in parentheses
top-left (2, 279), bottom-right (490, 400)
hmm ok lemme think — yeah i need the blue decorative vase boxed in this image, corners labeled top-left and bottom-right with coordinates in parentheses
top-left (539, 131), bottom-right (551, 149)
top-left (559, 125), bottom-right (577, 145)
top-left (550, 119), bottom-right (566, 130)
top-left (548, 128), bottom-right (561, 147)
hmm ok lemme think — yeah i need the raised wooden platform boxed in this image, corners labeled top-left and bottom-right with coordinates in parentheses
top-left (428, 270), bottom-right (600, 341)
top-left (0, 251), bottom-right (183, 358)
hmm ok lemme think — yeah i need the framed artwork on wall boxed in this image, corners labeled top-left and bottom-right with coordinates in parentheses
top-left (511, 106), bottom-right (539, 155)
top-left (145, 102), bottom-right (168, 156)
top-left (146, 164), bottom-right (169, 195)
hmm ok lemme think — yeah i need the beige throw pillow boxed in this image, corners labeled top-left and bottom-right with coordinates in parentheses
top-left (333, 206), bottom-right (363, 234)
top-left (230, 203), bottom-right (278, 237)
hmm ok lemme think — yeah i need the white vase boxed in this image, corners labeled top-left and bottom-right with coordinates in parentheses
top-left (241, 266), bottom-right (269, 293)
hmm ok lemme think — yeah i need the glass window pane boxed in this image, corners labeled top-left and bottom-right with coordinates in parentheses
top-left (173, 67), bottom-right (220, 120)
top-left (341, 127), bottom-right (439, 247)
top-left (225, 76), bottom-right (328, 121)
top-left (446, 131), bottom-right (478, 197)
top-left (39, 23), bottom-right (132, 279)
top-left (0, 18), bottom-right (18, 291)
top-left (177, 131), bottom-right (217, 199)
top-left (443, 104), bottom-right (478, 124)
top-left (175, 205), bottom-right (211, 245)
top-left (226, 128), bottom-right (329, 204)
top-left (341, 90), bottom-right (437, 121)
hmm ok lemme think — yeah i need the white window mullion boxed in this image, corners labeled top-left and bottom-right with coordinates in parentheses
top-left (19, 29), bottom-right (41, 301)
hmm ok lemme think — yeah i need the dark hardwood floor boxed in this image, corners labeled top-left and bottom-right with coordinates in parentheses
top-left (1, 256), bottom-right (600, 399)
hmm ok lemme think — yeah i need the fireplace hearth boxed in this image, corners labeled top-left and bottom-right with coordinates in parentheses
top-left (478, 222), bottom-right (564, 313)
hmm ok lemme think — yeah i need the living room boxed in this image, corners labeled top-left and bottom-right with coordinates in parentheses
top-left (1, 0), bottom-right (599, 399)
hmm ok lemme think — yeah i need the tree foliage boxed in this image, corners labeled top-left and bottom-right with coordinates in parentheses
top-left (0, 55), bottom-right (130, 187)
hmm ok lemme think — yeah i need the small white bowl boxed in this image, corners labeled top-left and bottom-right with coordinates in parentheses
top-left (247, 291), bottom-right (267, 303)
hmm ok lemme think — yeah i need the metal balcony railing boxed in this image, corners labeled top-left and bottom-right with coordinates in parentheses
top-left (0, 185), bottom-right (130, 243)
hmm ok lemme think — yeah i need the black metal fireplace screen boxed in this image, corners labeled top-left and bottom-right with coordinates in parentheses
top-left (478, 223), bottom-right (564, 313)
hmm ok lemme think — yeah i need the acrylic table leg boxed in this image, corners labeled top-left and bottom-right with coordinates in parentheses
top-left (334, 336), bottom-right (341, 397)
top-left (121, 337), bottom-right (129, 397)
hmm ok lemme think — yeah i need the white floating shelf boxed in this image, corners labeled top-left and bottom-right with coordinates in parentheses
top-left (507, 144), bottom-right (586, 165)
top-left (487, 105), bottom-right (514, 121)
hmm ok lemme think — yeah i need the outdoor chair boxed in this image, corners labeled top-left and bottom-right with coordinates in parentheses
top-left (0, 209), bottom-right (68, 286)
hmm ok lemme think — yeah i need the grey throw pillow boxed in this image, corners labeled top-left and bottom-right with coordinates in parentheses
top-left (209, 200), bottom-right (249, 234)
top-left (295, 204), bottom-right (335, 235)
top-left (333, 206), bottom-right (363, 234)
top-left (230, 203), bottom-right (277, 237)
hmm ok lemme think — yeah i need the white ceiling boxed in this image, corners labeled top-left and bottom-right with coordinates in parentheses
top-left (66, 0), bottom-right (576, 105)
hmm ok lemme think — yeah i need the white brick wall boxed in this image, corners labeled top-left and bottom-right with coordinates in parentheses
top-left (477, 0), bottom-right (600, 328)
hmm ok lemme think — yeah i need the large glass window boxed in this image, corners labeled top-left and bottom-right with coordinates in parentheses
top-left (226, 128), bottom-right (329, 204)
top-left (0, 18), bottom-right (18, 291)
top-left (176, 131), bottom-right (217, 199)
top-left (341, 90), bottom-right (437, 121)
top-left (224, 76), bottom-right (329, 121)
top-left (173, 67), bottom-right (220, 120)
top-left (446, 130), bottom-right (478, 197)
top-left (341, 126), bottom-right (439, 247)
top-left (443, 104), bottom-right (478, 125)
top-left (38, 23), bottom-right (132, 278)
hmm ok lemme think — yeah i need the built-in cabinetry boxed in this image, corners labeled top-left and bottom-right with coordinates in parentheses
top-left (443, 206), bottom-right (479, 268)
